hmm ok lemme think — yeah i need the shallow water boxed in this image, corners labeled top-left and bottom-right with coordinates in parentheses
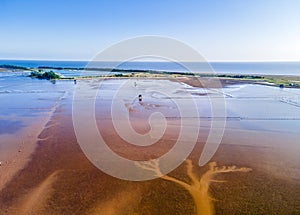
top-left (0, 73), bottom-right (74, 163)
top-left (1, 74), bottom-right (300, 214)
top-left (223, 84), bottom-right (300, 134)
top-left (1, 74), bottom-right (300, 170)
top-left (1, 73), bottom-right (300, 143)
top-left (71, 78), bottom-right (300, 175)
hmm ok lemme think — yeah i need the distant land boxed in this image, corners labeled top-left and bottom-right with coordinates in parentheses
top-left (1, 62), bottom-right (300, 88)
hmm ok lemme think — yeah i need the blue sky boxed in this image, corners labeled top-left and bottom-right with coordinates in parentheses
top-left (0, 0), bottom-right (299, 61)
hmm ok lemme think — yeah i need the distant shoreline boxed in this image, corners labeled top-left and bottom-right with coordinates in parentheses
top-left (1, 64), bottom-right (300, 88)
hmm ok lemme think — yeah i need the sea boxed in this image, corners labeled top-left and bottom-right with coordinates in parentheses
top-left (1, 60), bottom-right (300, 76)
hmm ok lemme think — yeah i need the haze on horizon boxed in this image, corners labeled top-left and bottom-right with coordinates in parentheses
top-left (0, 0), bottom-right (299, 62)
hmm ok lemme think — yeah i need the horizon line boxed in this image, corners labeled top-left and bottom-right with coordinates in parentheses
top-left (0, 58), bottom-right (300, 63)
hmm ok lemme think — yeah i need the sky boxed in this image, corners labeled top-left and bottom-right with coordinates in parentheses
top-left (0, 0), bottom-right (300, 61)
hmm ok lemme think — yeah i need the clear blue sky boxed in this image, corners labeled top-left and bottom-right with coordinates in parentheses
top-left (1, 0), bottom-right (299, 61)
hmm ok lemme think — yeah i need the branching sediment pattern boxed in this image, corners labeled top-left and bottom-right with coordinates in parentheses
top-left (136, 159), bottom-right (252, 215)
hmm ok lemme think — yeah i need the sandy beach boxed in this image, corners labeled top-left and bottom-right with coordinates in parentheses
top-left (0, 77), bottom-right (299, 214)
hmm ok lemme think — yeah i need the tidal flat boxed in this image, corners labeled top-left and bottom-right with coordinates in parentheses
top-left (0, 75), bottom-right (299, 214)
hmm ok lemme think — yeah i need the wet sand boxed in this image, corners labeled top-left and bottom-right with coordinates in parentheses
top-left (0, 104), bottom-right (58, 191)
top-left (0, 78), bottom-right (299, 214)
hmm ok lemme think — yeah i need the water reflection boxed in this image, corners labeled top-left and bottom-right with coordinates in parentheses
top-left (0, 120), bottom-right (24, 135)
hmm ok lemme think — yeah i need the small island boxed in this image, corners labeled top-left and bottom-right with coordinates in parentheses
top-left (29, 70), bottom-right (62, 80)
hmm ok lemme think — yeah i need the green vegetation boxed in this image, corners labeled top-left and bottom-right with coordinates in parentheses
top-left (194, 73), bottom-right (300, 88)
top-left (0, 64), bottom-right (30, 70)
top-left (262, 76), bottom-right (300, 88)
top-left (29, 71), bottom-right (61, 80)
top-left (114, 73), bottom-right (125, 77)
top-left (209, 74), bottom-right (264, 79)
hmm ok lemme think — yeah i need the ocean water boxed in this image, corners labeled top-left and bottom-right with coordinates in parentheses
top-left (1, 60), bottom-right (300, 76)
